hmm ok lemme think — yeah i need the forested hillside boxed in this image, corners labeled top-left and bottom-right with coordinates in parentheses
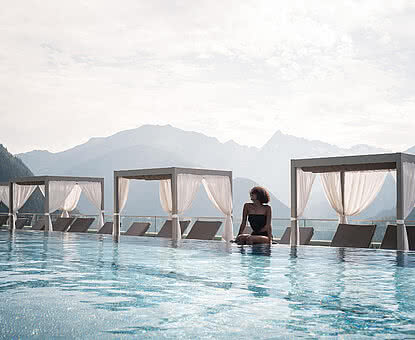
top-left (0, 144), bottom-right (43, 213)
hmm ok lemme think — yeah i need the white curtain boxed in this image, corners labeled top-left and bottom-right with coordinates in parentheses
top-left (321, 170), bottom-right (388, 223)
top-left (159, 179), bottom-right (172, 216)
top-left (297, 169), bottom-right (316, 218)
top-left (343, 171), bottom-right (388, 216)
top-left (12, 184), bottom-right (38, 228)
top-left (48, 181), bottom-right (79, 230)
top-left (38, 185), bottom-right (45, 196)
top-left (61, 185), bottom-right (82, 217)
top-left (118, 178), bottom-right (130, 213)
top-left (202, 175), bottom-right (233, 242)
top-left (403, 162), bottom-right (415, 220)
top-left (78, 182), bottom-right (104, 228)
top-left (159, 175), bottom-right (202, 240)
top-left (291, 169), bottom-right (316, 246)
top-left (0, 185), bottom-right (9, 207)
top-left (320, 172), bottom-right (344, 222)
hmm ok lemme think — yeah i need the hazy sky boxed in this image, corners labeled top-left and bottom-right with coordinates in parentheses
top-left (1, 0), bottom-right (415, 154)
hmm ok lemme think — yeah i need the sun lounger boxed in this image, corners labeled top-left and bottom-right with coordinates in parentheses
top-left (125, 222), bottom-right (151, 236)
top-left (279, 227), bottom-right (314, 245)
top-left (331, 224), bottom-right (376, 248)
top-left (157, 220), bottom-right (191, 238)
top-left (97, 221), bottom-right (113, 234)
top-left (52, 217), bottom-right (76, 232)
top-left (186, 220), bottom-right (222, 240)
top-left (67, 218), bottom-right (94, 233)
top-left (15, 218), bottom-right (31, 230)
top-left (380, 225), bottom-right (415, 250)
top-left (32, 217), bottom-right (47, 230)
top-left (0, 215), bottom-right (9, 226)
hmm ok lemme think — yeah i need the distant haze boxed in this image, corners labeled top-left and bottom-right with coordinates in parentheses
top-left (1, 1), bottom-right (415, 154)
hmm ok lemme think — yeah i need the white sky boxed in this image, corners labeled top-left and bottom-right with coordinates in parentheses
top-left (1, 0), bottom-right (415, 154)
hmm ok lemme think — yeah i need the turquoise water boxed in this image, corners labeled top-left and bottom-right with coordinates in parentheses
top-left (1, 231), bottom-right (415, 339)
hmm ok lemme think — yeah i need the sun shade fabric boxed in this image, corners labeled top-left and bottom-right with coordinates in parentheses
top-left (118, 178), bottom-right (130, 213)
top-left (320, 170), bottom-right (387, 224)
top-left (159, 175), bottom-right (202, 241)
top-left (12, 184), bottom-right (38, 228)
top-left (48, 181), bottom-right (80, 231)
top-left (159, 179), bottom-right (173, 216)
top-left (202, 176), bottom-right (234, 242)
top-left (0, 185), bottom-right (9, 207)
top-left (403, 162), bottom-right (415, 219)
top-left (291, 169), bottom-right (316, 245)
top-left (296, 169), bottom-right (316, 218)
top-left (61, 185), bottom-right (82, 217)
top-left (78, 182), bottom-right (104, 228)
top-left (398, 162), bottom-right (415, 251)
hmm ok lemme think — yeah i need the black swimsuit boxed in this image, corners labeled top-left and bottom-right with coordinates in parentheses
top-left (248, 214), bottom-right (268, 237)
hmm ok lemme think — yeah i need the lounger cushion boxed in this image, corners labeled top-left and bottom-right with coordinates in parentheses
top-left (157, 220), bottom-right (191, 238)
top-left (52, 217), bottom-right (76, 232)
top-left (32, 217), bottom-right (47, 230)
top-left (15, 218), bottom-right (30, 230)
top-left (67, 218), bottom-right (94, 233)
top-left (0, 215), bottom-right (9, 226)
top-left (186, 221), bottom-right (222, 240)
top-left (125, 222), bottom-right (151, 236)
top-left (331, 224), bottom-right (376, 248)
top-left (97, 222), bottom-right (113, 234)
top-left (279, 227), bottom-right (314, 245)
top-left (380, 225), bottom-right (415, 250)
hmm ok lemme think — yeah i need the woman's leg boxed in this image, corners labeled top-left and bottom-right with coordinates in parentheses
top-left (235, 234), bottom-right (251, 245)
top-left (246, 235), bottom-right (270, 245)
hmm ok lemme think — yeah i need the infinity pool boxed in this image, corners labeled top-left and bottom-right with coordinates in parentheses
top-left (1, 230), bottom-right (415, 339)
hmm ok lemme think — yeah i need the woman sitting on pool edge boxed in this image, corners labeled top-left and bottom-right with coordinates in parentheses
top-left (235, 186), bottom-right (272, 245)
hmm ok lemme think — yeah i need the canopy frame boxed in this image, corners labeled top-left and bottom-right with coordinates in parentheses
top-left (9, 175), bottom-right (104, 230)
top-left (113, 167), bottom-right (233, 240)
top-left (291, 152), bottom-right (415, 250)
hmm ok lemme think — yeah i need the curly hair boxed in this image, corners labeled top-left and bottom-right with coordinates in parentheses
top-left (250, 186), bottom-right (270, 204)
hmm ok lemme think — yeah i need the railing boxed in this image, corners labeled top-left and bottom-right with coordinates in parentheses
top-left (1, 212), bottom-right (414, 243)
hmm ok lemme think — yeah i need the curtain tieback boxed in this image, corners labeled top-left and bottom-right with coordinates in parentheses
top-left (44, 213), bottom-right (50, 216)
top-left (290, 217), bottom-right (297, 221)
top-left (8, 213), bottom-right (12, 216)
top-left (397, 219), bottom-right (405, 224)
top-left (171, 214), bottom-right (179, 218)
top-left (113, 213), bottom-right (120, 216)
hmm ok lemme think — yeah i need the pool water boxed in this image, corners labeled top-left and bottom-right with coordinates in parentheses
top-left (1, 230), bottom-right (415, 339)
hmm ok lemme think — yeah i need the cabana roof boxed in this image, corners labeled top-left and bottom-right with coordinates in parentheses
top-left (11, 175), bottom-right (103, 186)
top-left (8, 175), bottom-right (104, 231)
top-left (115, 167), bottom-right (232, 181)
top-left (113, 167), bottom-right (233, 241)
top-left (290, 152), bottom-right (415, 250)
top-left (292, 152), bottom-right (415, 173)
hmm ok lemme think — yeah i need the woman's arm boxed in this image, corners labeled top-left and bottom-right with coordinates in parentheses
top-left (237, 203), bottom-right (249, 236)
top-left (266, 205), bottom-right (273, 242)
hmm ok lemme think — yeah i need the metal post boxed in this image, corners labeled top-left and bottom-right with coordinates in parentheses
top-left (290, 162), bottom-right (298, 246)
top-left (44, 179), bottom-right (50, 231)
top-left (340, 171), bottom-right (345, 223)
top-left (113, 173), bottom-right (120, 241)
top-left (171, 169), bottom-right (179, 240)
top-left (396, 156), bottom-right (407, 251)
top-left (100, 179), bottom-right (105, 227)
top-left (8, 182), bottom-right (13, 230)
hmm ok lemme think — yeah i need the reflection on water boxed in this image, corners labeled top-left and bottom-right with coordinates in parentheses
top-left (1, 231), bottom-right (415, 338)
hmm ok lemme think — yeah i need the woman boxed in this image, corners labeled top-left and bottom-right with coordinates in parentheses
top-left (235, 186), bottom-right (272, 245)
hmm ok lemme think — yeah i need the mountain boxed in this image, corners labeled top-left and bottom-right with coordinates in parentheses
top-left (0, 144), bottom-right (43, 213)
top-left (406, 145), bottom-right (415, 154)
top-left (17, 124), bottom-right (393, 218)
